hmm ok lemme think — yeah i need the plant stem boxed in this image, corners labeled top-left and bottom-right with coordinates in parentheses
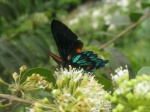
top-left (0, 93), bottom-right (56, 109)
top-left (0, 94), bottom-right (34, 105)
top-left (99, 14), bottom-right (150, 50)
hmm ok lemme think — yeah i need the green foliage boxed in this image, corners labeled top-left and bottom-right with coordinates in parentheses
top-left (141, 2), bottom-right (150, 8)
top-left (129, 12), bottom-right (143, 22)
top-left (95, 76), bottom-right (112, 90)
top-left (0, 0), bottom-right (150, 111)
top-left (137, 66), bottom-right (150, 76)
top-left (20, 67), bottom-right (56, 85)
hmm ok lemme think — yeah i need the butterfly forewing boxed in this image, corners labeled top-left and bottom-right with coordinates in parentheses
top-left (51, 20), bottom-right (83, 63)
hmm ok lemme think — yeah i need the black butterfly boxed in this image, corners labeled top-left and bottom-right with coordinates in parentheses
top-left (45, 20), bottom-right (108, 72)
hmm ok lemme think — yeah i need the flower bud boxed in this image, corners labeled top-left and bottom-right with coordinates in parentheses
top-left (105, 93), bottom-right (112, 99)
top-left (42, 97), bottom-right (50, 104)
top-left (126, 92), bottom-right (133, 100)
top-left (52, 89), bottom-right (61, 96)
top-left (20, 65), bottom-right (27, 75)
top-left (34, 103), bottom-right (43, 108)
top-left (12, 72), bottom-right (19, 83)
top-left (116, 104), bottom-right (124, 111)
top-left (0, 78), bottom-right (5, 84)
top-left (111, 96), bottom-right (118, 103)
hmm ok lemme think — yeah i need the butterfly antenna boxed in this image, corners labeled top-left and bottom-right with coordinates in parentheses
top-left (42, 47), bottom-right (63, 65)
top-left (40, 45), bottom-right (62, 65)
top-left (31, 38), bottom-right (62, 65)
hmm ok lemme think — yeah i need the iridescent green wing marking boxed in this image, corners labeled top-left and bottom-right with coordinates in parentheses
top-left (71, 51), bottom-right (108, 72)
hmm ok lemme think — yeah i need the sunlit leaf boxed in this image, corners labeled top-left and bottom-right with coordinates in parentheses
top-left (20, 67), bottom-right (56, 84)
top-left (105, 47), bottom-right (134, 78)
top-left (137, 66), bottom-right (150, 76)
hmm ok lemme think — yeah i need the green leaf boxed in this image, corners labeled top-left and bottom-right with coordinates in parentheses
top-left (20, 67), bottom-right (56, 84)
top-left (137, 66), bottom-right (150, 76)
top-left (129, 12), bottom-right (143, 22)
top-left (0, 2), bottom-right (16, 21)
top-left (102, 24), bottom-right (109, 31)
top-left (105, 47), bottom-right (134, 78)
top-left (95, 76), bottom-right (111, 90)
top-left (141, 2), bottom-right (150, 9)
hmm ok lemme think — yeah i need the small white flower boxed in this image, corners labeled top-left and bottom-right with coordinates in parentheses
top-left (134, 81), bottom-right (150, 95)
top-left (117, 0), bottom-right (129, 7)
top-left (25, 107), bottom-right (34, 112)
top-left (39, 85), bottom-right (44, 89)
top-left (104, 14), bottom-right (112, 24)
top-left (92, 10), bottom-right (101, 17)
top-left (69, 18), bottom-right (79, 25)
top-left (112, 67), bottom-right (129, 82)
top-left (116, 87), bottom-right (125, 94)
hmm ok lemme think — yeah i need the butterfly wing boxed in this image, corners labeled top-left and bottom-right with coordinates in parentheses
top-left (51, 20), bottom-right (83, 65)
top-left (70, 51), bottom-right (108, 72)
top-left (50, 20), bottom-right (108, 71)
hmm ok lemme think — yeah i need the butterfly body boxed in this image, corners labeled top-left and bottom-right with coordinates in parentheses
top-left (46, 20), bottom-right (108, 72)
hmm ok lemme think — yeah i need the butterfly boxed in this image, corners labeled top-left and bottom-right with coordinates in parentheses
top-left (44, 19), bottom-right (108, 72)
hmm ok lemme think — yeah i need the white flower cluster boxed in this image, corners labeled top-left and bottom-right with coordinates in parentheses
top-left (52, 66), bottom-right (111, 112)
top-left (106, 67), bottom-right (150, 112)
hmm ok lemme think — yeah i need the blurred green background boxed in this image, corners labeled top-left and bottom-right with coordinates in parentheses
top-left (0, 0), bottom-right (150, 94)
top-left (0, 0), bottom-right (150, 111)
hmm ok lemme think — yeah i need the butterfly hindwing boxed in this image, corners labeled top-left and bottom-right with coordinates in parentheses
top-left (51, 20), bottom-right (83, 63)
top-left (70, 51), bottom-right (108, 72)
